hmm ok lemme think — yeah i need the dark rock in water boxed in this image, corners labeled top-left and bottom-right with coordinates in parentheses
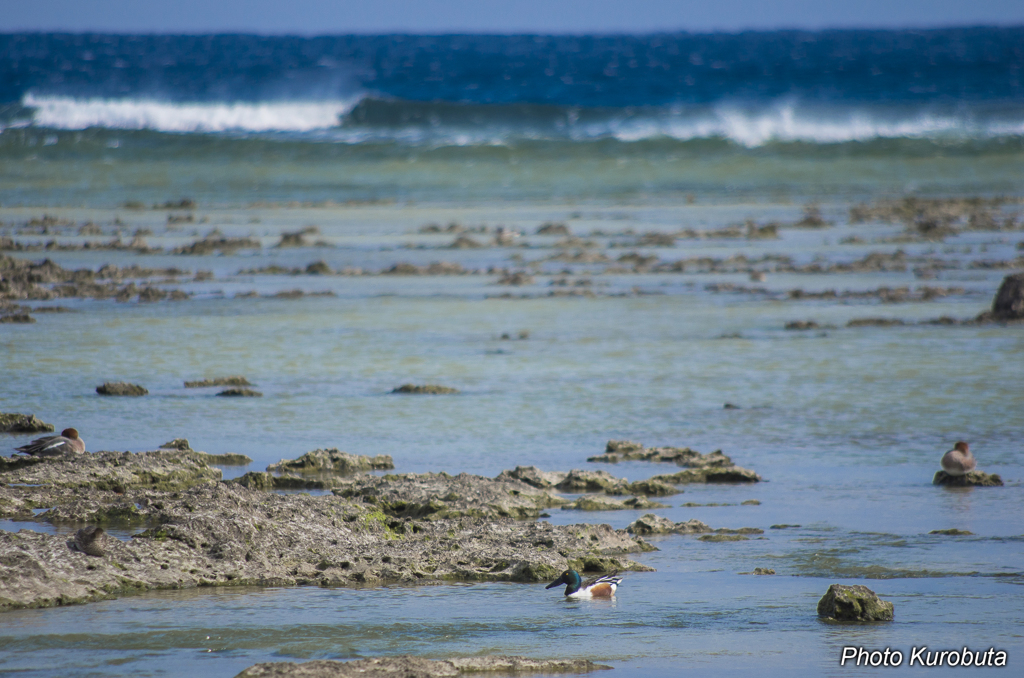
top-left (785, 320), bottom-right (820, 330)
top-left (267, 448), bottom-right (394, 475)
top-left (929, 528), bottom-right (973, 535)
top-left (184, 376), bottom-right (253, 388)
top-left (96, 382), bottom-right (148, 396)
top-left (235, 655), bottom-right (612, 678)
top-left (391, 384), bottom-right (459, 394)
top-left (817, 584), bottom-right (894, 622)
top-left (723, 402), bottom-right (741, 409)
top-left (555, 469), bottom-right (631, 495)
top-left (651, 466), bottom-right (762, 484)
top-left (0, 413), bottom-right (55, 433)
top-left (932, 470), bottom-right (1003, 487)
top-left (976, 271), bottom-right (1024, 322)
top-left (627, 514), bottom-right (711, 535)
top-left (625, 478), bottom-right (680, 497)
top-left (699, 534), bottom-right (748, 542)
top-left (770, 524), bottom-right (801, 529)
top-left (160, 438), bottom-right (192, 450)
top-left (536, 222), bottom-right (571, 236)
top-left (752, 567), bottom-right (776, 575)
top-left (494, 465), bottom-right (567, 489)
top-left (0, 313), bottom-right (35, 323)
top-left (847, 318), bottom-right (905, 327)
top-left (73, 526), bottom-right (106, 557)
top-left (561, 494), bottom-right (668, 511)
top-left (589, 440), bottom-right (734, 468)
top-left (216, 388), bottom-right (263, 397)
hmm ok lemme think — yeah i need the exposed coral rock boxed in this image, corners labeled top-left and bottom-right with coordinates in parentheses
top-left (561, 495), bottom-right (668, 511)
top-left (817, 584), bottom-right (894, 622)
top-left (627, 515), bottom-right (711, 535)
top-left (267, 448), bottom-right (394, 475)
top-left (96, 382), bottom-right (148, 396)
top-left (0, 413), bottom-right (55, 433)
top-left (932, 470), bottom-right (1003, 487)
top-left (494, 466), bottom-right (567, 489)
top-left (216, 388), bottom-right (263, 397)
top-left (184, 376), bottom-right (253, 388)
top-left (589, 440), bottom-right (734, 467)
top-left (236, 655), bottom-right (611, 677)
top-left (650, 466), bottom-right (762, 484)
top-left (391, 384), bottom-right (459, 394)
top-left (0, 449), bottom-right (222, 491)
top-left (555, 469), bottom-right (631, 495)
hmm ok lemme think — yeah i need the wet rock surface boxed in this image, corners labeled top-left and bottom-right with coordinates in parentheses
top-left (626, 514), bottom-right (763, 538)
top-left (0, 413), bottom-right (55, 433)
top-left (184, 376), bottom-right (254, 388)
top-left (267, 448), bottom-right (394, 475)
top-left (649, 466), bottom-right (762, 484)
top-left (217, 388), bottom-right (263, 397)
top-left (817, 584), bottom-right (894, 622)
top-left (96, 382), bottom-right (148, 396)
top-left (391, 384), bottom-right (460, 394)
top-left (932, 470), bottom-right (1004, 487)
top-left (562, 495), bottom-right (668, 511)
top-left (589, 440), bottom-right (734, 467)
top-left (977, 271), bottom-right (1024, 322)
top-left (236, 655), bottom-right (611, 678)
top-left (0, 449), bottom-right (223, 492)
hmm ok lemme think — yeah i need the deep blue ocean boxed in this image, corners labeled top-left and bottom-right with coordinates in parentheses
top-left (2, 29), bottom-right (1023, 145)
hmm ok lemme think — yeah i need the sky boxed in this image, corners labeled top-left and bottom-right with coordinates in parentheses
top-left (2, 0), bottom-right (1024, 34)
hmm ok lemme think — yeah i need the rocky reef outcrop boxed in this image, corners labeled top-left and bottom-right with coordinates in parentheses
top-left (0, 451), bottom-right (654, 612)
top-left (932, 470), bottom-right (1003, 487)
top-left (96, 382), bottom-right (148, 396)
top-left (0, 413), bottom-right (54, 433)
top-left (817, 584), bottom-right (894, 622)
top-left (236, 655), bottom-right (611, 678)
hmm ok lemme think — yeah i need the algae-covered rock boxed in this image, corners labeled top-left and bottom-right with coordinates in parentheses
top-left (235, 655), bottom-right (612, 677)
top-left (929, 528), bottom-right (973, 535)
top-left (700, 534), bottom-right (748, 542)
top-left (590, 440), bottom-right (734, 467)
top-left (184, 376), bottom-right (253, 388)
top-left (652, 466), bottom-right (762, 484)
top-left (554, 469), bottom-right (631, 494)
top-left (391, 384), bottom-right (459, 394)
top-left (0, 413), bottom-right (55, 433)
top-left (753, 567), bottom-right (775, 575)
top-left (331, 472), bottom-right (567, 520)
top-left (96, 382), bottom-right (148, 396)
top-left (233, 471), bottom-right (276, 491)
top-left (160, 438), bottom-right (192, 450)
top-left (561, 495), bottom-right (668, 511)
top-left (626, 514), bottom-right (713, 535)
top-left (216, 388), bottom-right (263, 397)
top-left (817, 584), bottom-right (894, 622)
top-left (494, 466), bottom-right (567, 489)
top-left (626, 478), bottom-right (680, 496)
top-left (267, 448), bottom-right (394, 475)
top-left (933, 470), bottom-right (1003, 487)
top-left (0, 449), bottom-right (221, 492)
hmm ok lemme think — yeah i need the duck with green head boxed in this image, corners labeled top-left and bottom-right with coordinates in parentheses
top-left (546, 569), bottom-right (622, 598)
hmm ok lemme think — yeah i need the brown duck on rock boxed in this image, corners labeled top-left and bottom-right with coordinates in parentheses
top-left (15, 427), bottom-right (86, 456)
top-left (941, 441), bottom-right (976, 476)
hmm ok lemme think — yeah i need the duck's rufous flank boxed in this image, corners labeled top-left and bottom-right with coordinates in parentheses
top-left (546, 569), bottom-right (622, 598)
top-left (15, 427), bottom-right (86, 456)
top-left (941, 441), bottom-right (976, 476)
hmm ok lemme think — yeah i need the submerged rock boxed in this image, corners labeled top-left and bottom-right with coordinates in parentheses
top-left (561, 495), bottom-right (668, 511)
top-left (391, 384), bottom-right (459, 394)
top-left (932, 470), bottom-right (1003, 487)
top-left (929, 528), bottom-right (973, 535)
top-left (752, 567), bottom-right (776, 575)
top-left (0, 413), bottom-right (55, 433)
top-left (216, 388), bottom-right (263, 397)
top-left (651, 466), bottom-right (762, 484)
top-left (267, 448), bottom-right (394, 475)
top-left (817, 584), bottom-right (894, 622)
top-left (627, 515), bottom-right (712, 535)
top-left (96, 382), bottom-right (148, 396)
top-left (184, 376), bottom-right (253, 388)
top-left (235, 655), bottom-right (611, 678)
top-left (589, 440), bottom-right (734, 467)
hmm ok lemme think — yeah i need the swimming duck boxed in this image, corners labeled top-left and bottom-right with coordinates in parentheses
top-left (546, 569), bottom-right (622, 598)
top-left (941, 441), bottom-right (976, 476)
top-left (15, 428), bottom-right (86, 456)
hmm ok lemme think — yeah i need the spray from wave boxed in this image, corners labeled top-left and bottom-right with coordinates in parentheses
top-left (17, 93), bottom-right (1024, 147)
top-left (22, 94), bottom-right (361, 133)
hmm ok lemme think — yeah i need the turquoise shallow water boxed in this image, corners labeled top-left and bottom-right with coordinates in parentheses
top-left (2, 201), bottom-right (1023, 676)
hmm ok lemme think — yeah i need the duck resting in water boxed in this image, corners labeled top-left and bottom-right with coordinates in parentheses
top-left (546, 570), bottom-right (622, 598)
top-left (15, 428), bottom-right (86, 456)
top-left (941, 441), bottom-right (976, 476)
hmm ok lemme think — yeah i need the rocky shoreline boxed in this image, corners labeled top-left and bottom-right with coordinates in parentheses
top-left (0, 447), bottom-right (666, 612)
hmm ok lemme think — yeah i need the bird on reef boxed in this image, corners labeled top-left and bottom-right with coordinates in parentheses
top-left (74, 526), bottom-right (106, 557)
top-left (941, 441), bottom-right (976, 476)
top-left (14, 428), bottom-right (86, 457)
top-left (546, 570), bottom-right (622, 598)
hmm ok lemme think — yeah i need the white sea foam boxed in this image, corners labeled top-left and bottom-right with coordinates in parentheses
top-left (20, 94), bottom-right (1024, 146)
top-left (23, 94), bottom-right (360, 133)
